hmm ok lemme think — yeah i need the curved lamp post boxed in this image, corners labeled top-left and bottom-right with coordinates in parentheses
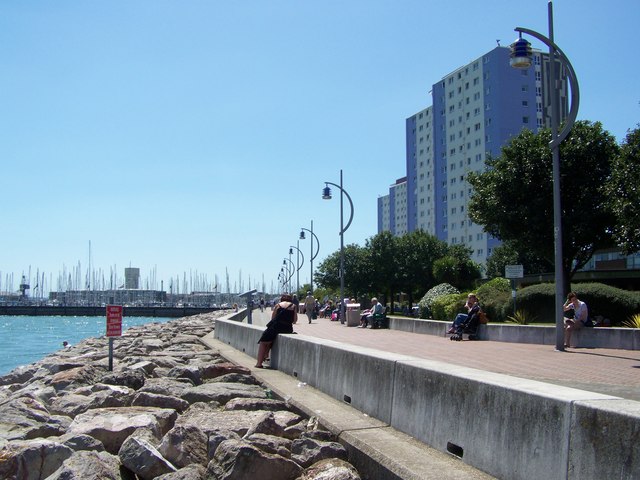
top-left (510, 0), bottom-right (579, 351)
top-left (323, 169), bottom-right (354, 324)
top-left (283, 258), bottom-right (295, 293)
top-left (300, 221), bottom-right (320, 295)
top-left (289, 244), bottom-right (305, 295)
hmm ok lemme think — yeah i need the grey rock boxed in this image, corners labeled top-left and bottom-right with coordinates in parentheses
top-left (298, 458), bottom-right (361, 480)
top-left (67, 406), bottom-right (178, 454)
top-left (291, 437), bottom-right (348, 468)
top-left (44, 449), bottom-right (122, 480)
top-left (200, 362), bottom-right (251, 380)
top-left (177, 404), bottom-right (299, 438)
top-left (209, 373), bottom-right (260, 385)
top-left (0, 397), bottom-right (69, 442)
top-left (154, 463), bottom-right (206, 480)
top-left (224, 397), bottom-right (290, 412)
top-left (138, 377), bottom-right (194, 397)
top-left (118, 435), bottom-right (177, 480)
top-left (0, 438), bottom-right (74, 480)
top-left (0, 365), bottom-right (39, 386)
top-left (207, 430), bottom-right (242, 459)
top-left (99, 368), bottom-right (146, 390)
top-left (243, 411), bottom-right (286, 438)
top-left (181, 382), bottom-right (267, 405)
top-left (245, 432), bottom-right (292, 458)
top-left (206, 439), bottom-right (303, 480)
top-left (167, 365), bottom-right (202, 385)
top-left (49, 384), bottom-right (135, 417)
top-left (132, 391), bottom-right (189, 413)
top-left (47, 365), bottom-right (105, 392)
top-left (158, 424), bottom-right (209, 467)
top-left (58, 432), bottom-right (106, 452)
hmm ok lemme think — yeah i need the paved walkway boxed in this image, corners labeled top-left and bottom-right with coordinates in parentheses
top-left (250, 308), bottom-right (640, 402)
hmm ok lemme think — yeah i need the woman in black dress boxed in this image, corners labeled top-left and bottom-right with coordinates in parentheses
top-left (255, 293), bottom-right (297, 368)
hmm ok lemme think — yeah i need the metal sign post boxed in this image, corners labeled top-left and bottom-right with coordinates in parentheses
top-left (106, 305), bottom-right (123, 371)
top-left (505, 265), bottom-right (524, 315)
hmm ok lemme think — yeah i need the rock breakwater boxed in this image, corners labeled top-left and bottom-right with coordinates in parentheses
top-left (0, 313), bottom-right (362, 479)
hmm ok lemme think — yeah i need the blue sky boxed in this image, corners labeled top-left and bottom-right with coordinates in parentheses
top-left (1, 1), bottom-right (638, 295)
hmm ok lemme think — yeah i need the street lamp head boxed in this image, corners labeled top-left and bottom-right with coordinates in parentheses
top-left (299, 230), bottom-right (306, 240)
top-left (510, 34), bottom-right (533, 69)
top-left (322, 185), bottom-right (332, 200)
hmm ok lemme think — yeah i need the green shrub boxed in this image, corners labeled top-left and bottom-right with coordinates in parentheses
top-left (418, 283), bottom-right (460, 319)
top-left (476, 277), bottom-right (511, 322)
top-left (431, 293), bottom-right (466, 321)
top-left (512, 282), bottom-right (640, 326)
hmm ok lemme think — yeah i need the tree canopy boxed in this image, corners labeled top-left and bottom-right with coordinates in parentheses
top-left (606, 126), bottom-right (640, 254)
top-left (468, 121), bottom-right (620, 292)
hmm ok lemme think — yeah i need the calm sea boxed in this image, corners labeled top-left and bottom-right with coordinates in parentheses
top-left (0, 315), bottom-right (172, 377)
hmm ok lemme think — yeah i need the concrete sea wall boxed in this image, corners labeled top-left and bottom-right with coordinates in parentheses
top-left (214, 318), bottom-right (640, 480)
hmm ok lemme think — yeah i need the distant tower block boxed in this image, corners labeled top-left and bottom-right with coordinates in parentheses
top-left (125, 268), bottom-right (140, 289)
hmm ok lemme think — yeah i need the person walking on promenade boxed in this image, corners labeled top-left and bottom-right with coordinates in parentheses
top-left (303, 292), bottom-right (315, 324)
top-left (563, 291), bottom-right (589, 348)
top-left (255, 294), bottom-right (297, 368)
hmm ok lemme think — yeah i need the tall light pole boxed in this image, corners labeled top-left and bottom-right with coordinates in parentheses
top-left (289, 244), bottom-right (305, 295)
top-left (323, 169), bottom-right (354, 324)
top-left (300, 220), bottom-right (320, 295)
top-left (283, 258), bottom-right (295, 293)
top-left (510, 0), bottom-right (579, 351)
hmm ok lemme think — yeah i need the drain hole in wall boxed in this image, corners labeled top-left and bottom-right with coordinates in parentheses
top-left (446, 442), bottom-right (464, 458)
top-left (293, 371), bottom-right (298, 378)
top-left (343, 395), bottom-right (352, 404)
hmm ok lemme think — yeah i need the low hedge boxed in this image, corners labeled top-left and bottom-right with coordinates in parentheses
top-left (506, 282), bottom-right (640, 326)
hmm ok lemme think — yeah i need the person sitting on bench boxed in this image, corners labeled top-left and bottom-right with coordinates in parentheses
top-left (359, 297), bottom-right (383, 328)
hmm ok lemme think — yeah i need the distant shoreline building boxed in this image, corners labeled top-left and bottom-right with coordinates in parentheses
top-left (378, 46), bottom-right (567, 265)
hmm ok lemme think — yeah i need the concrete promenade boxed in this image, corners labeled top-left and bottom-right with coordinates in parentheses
top-left (253, 309), bottom-right (640, 402)
top-left (206, 308), bottom-right (640, 479)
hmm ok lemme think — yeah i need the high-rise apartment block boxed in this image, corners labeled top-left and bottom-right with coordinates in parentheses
top-left (378, 46), bottom-right (567, 265)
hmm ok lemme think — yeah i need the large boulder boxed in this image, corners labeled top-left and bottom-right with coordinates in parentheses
top-left (291, 437), bottom-right (348, 468)
top-left (154, 464), bottom-right (206, 480)
top-left (299, 458), bottom-right (361, 480)
top-left (181, 382), bottom-right (267, 405)
top-left (200, 362), bottom-right (251, 380)
top-left (245, 433), bottom-right (292, 458)
top-left (0, 397), bottom-right (70, 442)
top-left (206, 439), bottom-right (303, 480)
top-left (99, 368), bottom-right (146, 390)
top-left (132, 391), bottom-right (189, 413)
top-left (48, 365), bottom-right (105, 392)
top-left (44, 449), bottom-right (123, 480)
top-left (138, 377), bottom-right (193, 397)
top-left (158, 424), bottom-right (209, 468)
top-left (118, 435), bottom-right (177, 480)
top-left (49, 384), bottom-right (135, 417)
top-left (0, 438), bottom-right (74, 480)
top-left (67, 406), bottom-right (177, 454)
top-left (177, 403), bottom-right (300, 438)
top-left (224, 397), bottom-right (290, 412)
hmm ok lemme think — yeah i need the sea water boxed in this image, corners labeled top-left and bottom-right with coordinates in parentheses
top-left (0, 315), bottom-right (172, 376)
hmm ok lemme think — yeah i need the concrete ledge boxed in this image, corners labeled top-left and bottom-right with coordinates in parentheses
top-left (213, 318), bottom-right (640, 480)
top-left (389, 317), bottom-right (640, 350)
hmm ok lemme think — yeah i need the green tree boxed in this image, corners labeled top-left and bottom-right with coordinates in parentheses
top-left (432, 244), bottom-right (482, 290)
top-left (366, 231), bottom-right (399, 308)
top-left (607, 126), bottom-right (640, 254)
top-left (396, 230), bottom-right (449, 306)
top-left (485, 241), bottom-right (552, 279)
top-left (314, 244), bottom-right (371, 302)
top-left (468, 121), bottom-right (619, 294)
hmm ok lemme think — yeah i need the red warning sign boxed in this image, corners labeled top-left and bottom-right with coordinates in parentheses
top-left (106, 305), bottom-right (123, 337)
